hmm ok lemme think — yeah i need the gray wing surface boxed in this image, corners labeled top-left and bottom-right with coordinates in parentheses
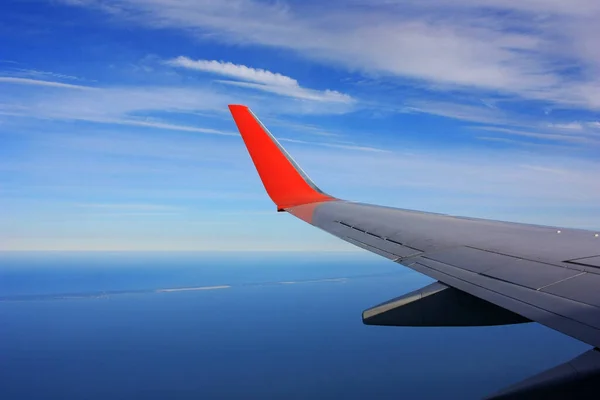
top-left (289, 201), bottom-right (600, 348)
top-left (228, 104), bottom-right (600, 398)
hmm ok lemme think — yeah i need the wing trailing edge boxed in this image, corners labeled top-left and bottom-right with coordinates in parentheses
top-left (228, 105), bottom-right (336, 211)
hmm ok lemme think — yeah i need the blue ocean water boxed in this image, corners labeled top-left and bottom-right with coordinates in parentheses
top-left (0, 252), bottom-right (589, 399)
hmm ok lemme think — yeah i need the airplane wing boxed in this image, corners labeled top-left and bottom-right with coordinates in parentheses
top-left (228, 104), bottom-right (600, 399)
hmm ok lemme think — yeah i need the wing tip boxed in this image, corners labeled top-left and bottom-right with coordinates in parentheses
top-left (228, 105), bottom-right (335, 210)
top-left (228, 104), bottom-right (248, 112)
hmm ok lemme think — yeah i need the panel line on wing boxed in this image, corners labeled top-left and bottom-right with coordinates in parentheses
top-left (343, 236), bottom-right (400, 261)
top-left (564, 255), bottom-right (600, 269)
top-left (385, 237), bottom-right (422, 252)
top-left (334, 220), bottom-right (422, 252)
top-left (466, 245), bottom-right (585, 272)
top-left (535, 271), bottom-right (587, 291)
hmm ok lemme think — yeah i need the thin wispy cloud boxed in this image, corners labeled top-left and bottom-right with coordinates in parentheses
top-left (167, 56), bottom-right (354, 103)
top-left (0, 76), bottom-right (94, 90)
top-left (0, 79), bottom-right (237, 133)
top-left (400, 100), bottom-right (512, 126)
top-left (278, 137), bottom-right (389, 153)
top-left (264, 118), bottom-right (339, 137)
top-left (291, 145), bottom-right (600, 207)
top-left (473, 126), bottom-right (600, 144)
top-left (474, 137), bottom-right (577, 153)
top-left (76, 203), bottom-right (181, 211)
top-left (547, 122), bottom-right (584, 131)
top-left (112, 119), bottom-right (235, 135)
top-left (6, 68), bottom-right (87, 81)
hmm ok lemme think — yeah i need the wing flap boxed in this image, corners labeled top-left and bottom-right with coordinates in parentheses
top-left (329, 220), bottom-right (422, 259)
top-left (427, 246), bottom-right (518, 274)
top-left (343, 236), bottom-right (399, 260)
top-left (363, 281), bottom-right (529, 327)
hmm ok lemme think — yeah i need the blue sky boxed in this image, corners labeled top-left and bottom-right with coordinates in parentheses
top-left (1, 0), bottom-right (599, 251)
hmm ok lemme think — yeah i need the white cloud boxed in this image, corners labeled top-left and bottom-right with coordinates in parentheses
top-left (217, 80), bottom-right (353, 103)
top-left (110, 118), bottom-right (235, 135)
top-left (547, 122), bottom-right (584, 130)
top-left (59, 0), bottom-right (600, 109)
top-left (0, 77), bottom-right (94, 90)
top-left (396, 0), bottom-right (600, 17)
top-left (473, 126), bottom-right (599, 144)
top-left (9, 69), bottom-right (87, 81)
top-left (0, 65), bottom-right (356, 133)
top-left (401, 100), bottom-right (600, 145)
top-left (0, 77), bottom-right (238, 133)
top-left (167, 56), bottom-right (297, 87)
top-left (167, 56), bottom-right (353, 103)
top-left (76, 203), bottom-right (180, 211)
top-left (401, 100), bottom-right (511, 125)
top-left (278, 137), bottom-right (389, 153)
top-left (474, 136), bottom-right (577, 152)
top-left (0, 78), bottom-right (241, 137)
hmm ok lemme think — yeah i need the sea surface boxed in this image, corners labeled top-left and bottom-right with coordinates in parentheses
top-left (0, 252), bottom-right (589, 399)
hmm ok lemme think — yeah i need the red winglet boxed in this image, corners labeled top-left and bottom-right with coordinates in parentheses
top-left (228, 105), bottom-right (336, 210)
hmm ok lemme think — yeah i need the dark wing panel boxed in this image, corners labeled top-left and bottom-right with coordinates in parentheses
top-left (363, 281), bottom-right (530, 327)
top-left (488, 348), bottom-right (600, 399)
top-left (228, 105), bottom-right (600, 350)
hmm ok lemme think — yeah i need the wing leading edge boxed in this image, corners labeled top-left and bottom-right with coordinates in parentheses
top-left (228, 104), bottom-right (600, 398)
